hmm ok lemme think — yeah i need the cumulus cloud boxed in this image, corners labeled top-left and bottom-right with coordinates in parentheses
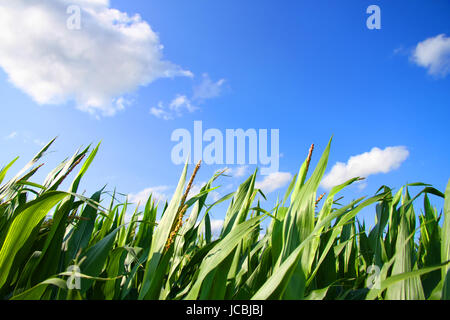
top-left (128, 186), bottom-right (171, 205)
top-left (321, 146), bottom-right (410, 190)
top-left (255, 172), bottom-right (292, 194)
top-left (412, 34), bottom-right (450, 77)
top-left (0, 0), bottom-right (192, 116)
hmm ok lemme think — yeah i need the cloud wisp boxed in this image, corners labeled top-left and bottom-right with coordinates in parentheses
top-left (150, 73), bottom-right (226, 120)
top-left (128, 186), bottom-right (171, 205)
top-left (4, 132), bottom-right (17, 140)
top-left (3, 131), bottom-right (49, 147)
top-left (193, 73), bottom-right (226, 101)
top-left (129, 181), bottom-right (221, 208)
top-left (230, 166), bottom-right (249, 178)
top-left (219, 166), bottom-right (249, 178)
top-left (150, 95), bottom-right (198, 120)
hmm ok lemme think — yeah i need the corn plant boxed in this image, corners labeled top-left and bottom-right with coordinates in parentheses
top-left (0, 138), bottom-right (448, 300)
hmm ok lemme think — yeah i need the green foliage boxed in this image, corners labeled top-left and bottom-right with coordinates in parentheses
top-left (0, 138), bottom-right (448, 300)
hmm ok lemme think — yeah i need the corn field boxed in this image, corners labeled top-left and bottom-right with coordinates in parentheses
top-left (0, 138), bottom-right (449, 300)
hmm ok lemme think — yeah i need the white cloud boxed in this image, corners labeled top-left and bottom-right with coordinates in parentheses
top-left (193, 73), bottom-right (226, 100)
top-left (199, 218), bottom-right (224, 237)
top-left (4, 132), bottom-right (17, 140)
top-left (128, 186), bottom-right (171, 205)
top-left (412, 34), bottom-right (450, 77)
top-left (150, 94), bottom-right (198, 119)
top-left (149, 105), bottom-right (173, 120)
top-left (169, 95), bottom-right (197, 113)
top-left (0, 0), bottom-right (192, 116)
top-left (210, 219), bottom-right (224, 235)
top-left (211, 191), bottom-right (221, 202)
top-left (321, 146), bottom-right (410, 190)
top-left (150, 74), bottom-right (225, 120)
top-left (114, 97), bottom-right (131, 112)
top-left (33, 139), bottom-right (46, 147)
top-left (4, 131), bottom-right (48, 146)
top-left (220, 166), bottom-right (249, 178)
top-left (255, 172), bottom-right (292, 194)
top-left (232, 166), bottom-right (248, 178)
top-left (187, 182), bottom-right (206, 200)
top-left (393, 47), bottom-right (405, 55)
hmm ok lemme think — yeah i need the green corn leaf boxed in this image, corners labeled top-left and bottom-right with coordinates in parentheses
top-left (0, 157), bottom-right (19, 185)
top-left (78, 226), bottom-right (123, 293)
top-left (10, 278), bottom-right (67, 300)
top-left (0, 191), bottom-right (67, 289)
top-left (139, 161), bottom-right (188, 299)
top-left (186, 216), bottom-right (263, 300)
top-left (442, 179), bottom-right (450, 299)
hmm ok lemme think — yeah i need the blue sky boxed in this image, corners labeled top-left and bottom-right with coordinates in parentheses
top-left (0, 0), bottom-right (449, 230)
